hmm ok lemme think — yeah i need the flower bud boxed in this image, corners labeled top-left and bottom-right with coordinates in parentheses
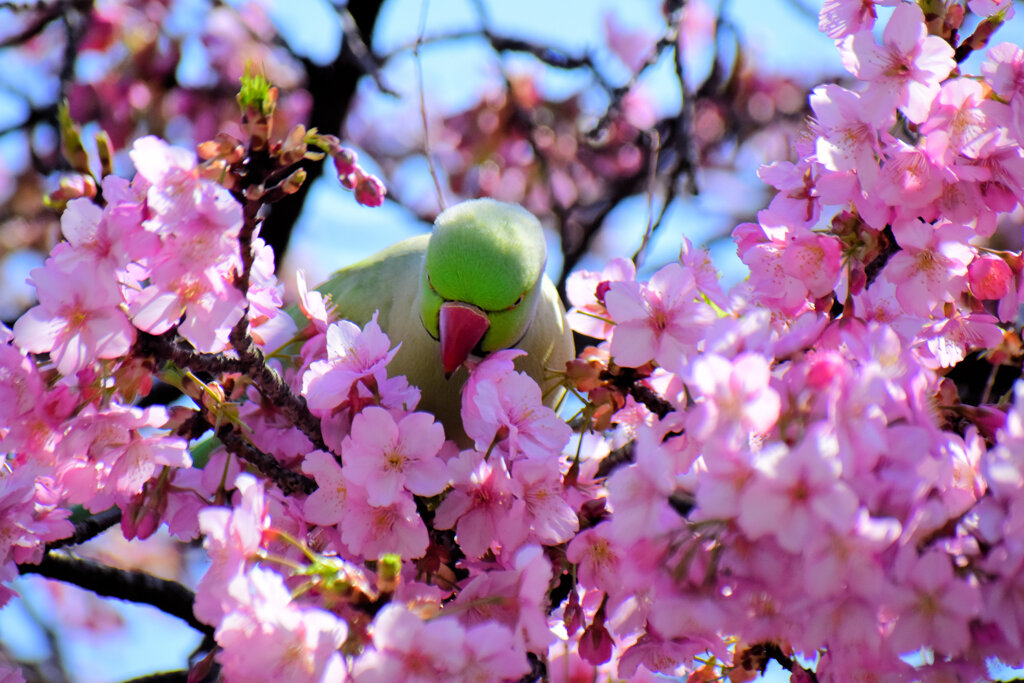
top-left (354, 171), bottom-right (386, 207)
top-left (968, 254), bottom-right (1012, 300)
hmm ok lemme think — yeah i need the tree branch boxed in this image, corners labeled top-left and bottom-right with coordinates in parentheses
top-left (215, 423), bottom-right (317, 496)
top-left (47, 507), bottom-right (123, 550)
top-left (18, 552), bottom-right (214, 637)
top-left (133, 331), bottom-right (328, 453)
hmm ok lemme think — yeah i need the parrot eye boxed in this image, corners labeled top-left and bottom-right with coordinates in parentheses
top-left (504, 292), bottom-right (525, 311)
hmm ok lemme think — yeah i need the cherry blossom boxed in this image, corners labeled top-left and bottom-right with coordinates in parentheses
top-left (565, 257), bottom-right (636, 339)
top-left (302, 314), bottom-right (400, 412)
top-left (883, 218), bottom-right (974, 317)
top-left (686, 352), bottom-right (781, 448)
top-left (605, 262), bottom-right (714, 368)
top-left (433, 450), bottom-right (523, 559)
top-left (13, 258), bottom-right (134, 377)
top-left (352, 604), bottom-right (465, 682)
top-left (887, 550), bottom-right (982, 657)
top-left (461, 354), bottom-right (570, 464)
top-left (840, 3), bottom-right (955, 123)
top-left (341, 407), bottom-right (446, 505)
top-left (216, 567), bottom-right (348, 683)
top-left (737, 426), bottom-right (859, 553)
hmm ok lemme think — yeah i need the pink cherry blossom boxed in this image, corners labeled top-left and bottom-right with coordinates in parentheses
top-left (54, 195), bottom-right (154, 273)
top-left (875, 140), bottom-right (949, 211)
top-left (566, 257), bottom-right (636, 339)
top-left (340, 489), bottom-right (429, 560)
top-left (817, 0), bottom-right (879, 39)
top-left (921, 78), bottom-right (1001, 160)
top-left (247, 237), bottom-right (297, 351)
top-left (739, 218), bottom-right (846, 319)
top-left (301, 450), bottom-right (355, 527)
top-left (969, 0), bottom-right (1014, 18)
top-left (462, 357), bottom-right (570, 464)
top-left (840, 3), bottom-right (955, 124)
top-left (758, 160), bottom-right (820, 228)
top-left (883, 218), bottom-right (974, 317)
top-left (14, 258), bottom-right (134, 377)
top-left (457, 621), bottom-right (531, 682)
top-left (342, 406), bottom-right (446, 505)
top-left (129, 135), bottom-right (203, 219)
top-left (353, 604), bottom-right (465, 682)
top-left (737, 426), bottom-right (859, 553)
top-left (57, 405), bottom-right (189, 511)
top-left (965, 140), bottom-right (1024, 215)
top-left (302, 314), bottom-right (399, 413)
top-left (679, 236), bottom-right (728, 309)
top-left (606, 427), bottom-right (681, 542)
top-left (433, 449), bottom-right (524, 558)
top-left (968, 254), bottom-right (1013, 301)
top-left (0, 465), bottom-right (72, 580)
top-left (685, 352), bottom-right (781, 447)
top-left (605, 262), bottom-right (714, 368)
top-left (216, 566), bottom-right (348, 683)
top-left (811, 84), bottom-right (890, 175)
top-left (917, 309), bottom-right (1004, 369)
top-left (510, 458), bottom-right (579, 546)
top-left (446, 544), bottom-right (555, 652)
top-left (887, 550), bottom-right (982, 657)
top-left (566, 522), bottom-right (626, 590)
top-left (982, 42), bottom-right (1024, 101)
top-left (194, 473), bottom-right (269, 625)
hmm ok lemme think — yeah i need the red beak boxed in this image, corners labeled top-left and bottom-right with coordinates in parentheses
top-left (439, 301), bottom-right (490, 378)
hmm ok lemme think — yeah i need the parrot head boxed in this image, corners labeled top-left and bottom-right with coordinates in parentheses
top-left (420, 199), bottom-right (547, 377)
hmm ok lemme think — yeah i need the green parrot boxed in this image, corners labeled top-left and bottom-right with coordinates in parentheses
top-left (306, 198), bottom-right (575, 439)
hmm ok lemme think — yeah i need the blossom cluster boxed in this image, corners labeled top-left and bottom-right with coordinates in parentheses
top-left (2, 1), bottom-right (1024, 681)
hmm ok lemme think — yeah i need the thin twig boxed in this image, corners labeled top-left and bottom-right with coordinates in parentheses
top-left (633, 128), bottom-right (662, 267)
top-left (671, 2), bottom-right (700, 196)
top-left (586, 28), bottom-right (678, 138)
top-left (16, 590), bottom-right (70, 683)
top-left (414, 0), bottom-right (446, 210)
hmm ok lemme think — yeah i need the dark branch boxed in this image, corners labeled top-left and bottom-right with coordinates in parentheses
top-left (18, 552), bottom-right (214, 637)
top-left (133, 331), bottom-right (328, 453)
top-left (216, 423), bottom-right (317, 496)
top-left (47, 507), bottom-right (122, 550)
top-left (119, 673), bottom-right (189, 683)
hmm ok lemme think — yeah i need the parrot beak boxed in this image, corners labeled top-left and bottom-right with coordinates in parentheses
top-left (439, 301), bottom-right (490, 378)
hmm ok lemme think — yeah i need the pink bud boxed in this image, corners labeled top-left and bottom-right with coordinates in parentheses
top-left (805, 351), bottom-right (847, 389)
top-left (578, 621), bottom-right (613, 665)
top-left (333, 147), bottom-right (358, 177)
top-left (354, 172), bottom-right (386, 207)
top-left (968, 255), bottom-right (1013, 300)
